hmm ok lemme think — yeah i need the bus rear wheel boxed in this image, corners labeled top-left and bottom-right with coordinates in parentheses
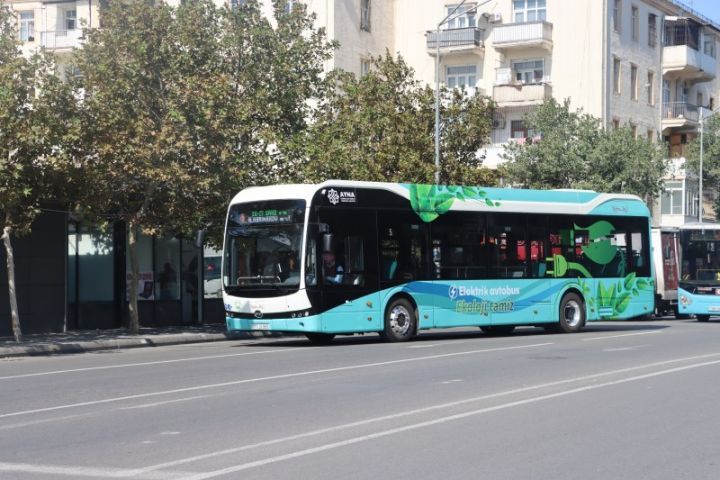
top-left (556, 293), bottom-right (586, 333)
top-left (305, 333), bottom-right (335, 345)
top-left (382, 298), bottom-right (416, 342)
top-left (697, 315), bottom-right (711, 322)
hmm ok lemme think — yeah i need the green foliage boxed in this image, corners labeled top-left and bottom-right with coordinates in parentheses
top-left (686, 113), bottom-right (720, 221)
top-left (0, 2), bottom-right (78, 233)
top-left (72, 0), bottom-right (333, 239)
top-left (302, 52), bottom-right (498, 186)
top-left (502, 99), bottom-right (667, 202)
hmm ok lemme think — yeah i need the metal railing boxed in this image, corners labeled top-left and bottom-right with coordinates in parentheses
top-left (40, 29), bottom-right (83, 50)
top-left (492, 21), bottom-right (552, 46)
top-left (427, 27), bottom-right (484, 50)
top-left (662, 102), bottom-right (699, 122)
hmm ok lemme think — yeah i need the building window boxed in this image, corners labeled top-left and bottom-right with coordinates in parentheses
top-left (704, 36), bottom-right (716, 58)
top-left (284, 0), bottom-right (297, 14)
top-left (648, 13), bottom-right (657, 47)
top-left (697, 92), bottom-right (703, 108)
top-left (631, 6), bottom-right (639, 41)
top-left (662, 79), bottom-right (671, 104)
top-left (612, 118), bottom-right (620, 130)
top-left (647, 129), bottom-right (654, 142)
top-left (711, 97), bottom-right (715, 110)
top-left (230, 0), bottom-right (247, 9)
top-left (360, 58), bottom-right (370, 77)
top-left (446, 4), bottom-right (476, 29)
top-left (360, 0), bottom-right (371, 31)
top-left (647, 71), bottom-right (654, 105)
top-left (613, 57), bottom-right (621, 94)
top-left (661, 181), bottom-right (684, 215)
top-left (64, 9), bottom-right (77, 30)
top-left (513, 0), bottom-right (546, 23)
top-left (613, 0), bottom-right (622, 33)
top-left (630, 64), bottom-right (638, 100)
top-left (629, 122), bottom-right (637, 138)
top-left (512, 59), bottom-right (544, 84)
top-left (446, 65), bottom-right (477, 89)
top-left (19, 12), bottom-right (34, 42)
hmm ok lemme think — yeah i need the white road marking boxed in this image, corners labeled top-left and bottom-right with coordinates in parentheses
top-left (440, 379), bottom-right (464, 384)
top-left (0, 342), bottom-right (552, 420)
top-left (177, 357), bottom-right (720, 480)
top-left (0, 348), bottom-right (307, 381)
top-left (0, 461), bottom-right (188, 479)
top-left (582, 331), bottom-right (661, 341)
top-left (408, 344), bottom-right (441, 349)
top-left (135, 351), bottom-right (720, 476)
top-left (120, 396), bottom-right (210, 411)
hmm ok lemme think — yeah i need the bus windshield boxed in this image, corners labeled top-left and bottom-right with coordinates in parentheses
top-left (223, 200), bottom-right (306, 294)
top-left (680, 229), bottom-right (720, 283)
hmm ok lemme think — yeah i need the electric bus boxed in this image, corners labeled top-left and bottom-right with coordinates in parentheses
top-left (676, 223), bottom-right (720, 321)
top-left (222, 181), bottom-right (654, 343)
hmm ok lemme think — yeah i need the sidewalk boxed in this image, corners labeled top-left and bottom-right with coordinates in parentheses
top-left (0, 324), bottom-right (280, 358)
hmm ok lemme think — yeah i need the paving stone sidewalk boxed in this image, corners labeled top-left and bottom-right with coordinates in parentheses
top-left (0, 324), bottom-right (275, 358)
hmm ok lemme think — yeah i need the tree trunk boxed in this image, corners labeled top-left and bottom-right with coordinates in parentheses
top-left (2, 225), bottom-right (22, 342)
top-left (127, 220), bottom-right (140, 334)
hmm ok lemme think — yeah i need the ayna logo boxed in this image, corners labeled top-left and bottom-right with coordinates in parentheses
top-left (327, 188), bottom-right (340, 205)
top-left (448, 284), bottom-right (459, 300)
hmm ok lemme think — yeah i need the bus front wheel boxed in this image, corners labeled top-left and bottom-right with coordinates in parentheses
top-left (382, 298), bottom-right (416, 342)
top-left (556, 293), bottom-right (586, 333)
top-left (697, 315), bottom-right (711, 322)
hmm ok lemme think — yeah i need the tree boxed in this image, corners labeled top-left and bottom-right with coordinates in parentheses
top-left (0, 2), bottom-right (79, 341)
top-left (502, 99), bottom-right (667, 202)
top-left (302, 52), bottom-right (498, 186)
top-left (73, 0), bottom-right (333, 333)
top-left (685, 114), bottom-right (720, 220)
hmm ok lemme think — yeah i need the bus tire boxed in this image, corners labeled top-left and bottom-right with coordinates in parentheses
top-left (382, 298), bottom-right (416, 342)
top-left (481, 325), bottom-right (515, 335)
top-left (697, 315), bottom-right (711, 322)
top-left (557, 292), bottom-right (586, 333)
top-left (305, 333), bottom-right (335, 345)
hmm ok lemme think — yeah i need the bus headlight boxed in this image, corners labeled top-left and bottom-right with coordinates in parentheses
top-left (680, 295), bottom-right (691, 306)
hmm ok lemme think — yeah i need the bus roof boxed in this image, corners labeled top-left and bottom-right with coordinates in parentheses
top-left (229, 181), bottom-right (649, 217)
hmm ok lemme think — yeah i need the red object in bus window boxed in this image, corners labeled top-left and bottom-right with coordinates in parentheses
top-left (517, 240), bottom-right (526, 261)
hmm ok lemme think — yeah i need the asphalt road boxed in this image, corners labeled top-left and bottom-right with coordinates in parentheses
top-left (1, 318), bottom-right (719, 479)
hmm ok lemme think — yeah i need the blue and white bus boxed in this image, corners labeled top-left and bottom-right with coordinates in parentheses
top-left (222, 181), bottom-right (654, 343)
top-left (677, 223), bottom-right (720, 321)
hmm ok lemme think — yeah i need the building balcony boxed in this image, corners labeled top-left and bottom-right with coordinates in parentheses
top-left (493, 82), bottom-right (552, 107)
top-left (662, 102), bottom-right (699, 131)
top-left (492, 21), bottom-right (553, 51)
top-left (427, 27), bottom-right (484, 56)
top-left (40, 29), bottom-right (83, 51)
top-left (662, 45), bottom-right (716, 82)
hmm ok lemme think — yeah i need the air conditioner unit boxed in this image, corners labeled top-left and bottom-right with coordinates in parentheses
top-left (489, 12), bottom-right (502, 23)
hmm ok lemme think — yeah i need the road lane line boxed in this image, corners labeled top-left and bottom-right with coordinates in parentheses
top-left (177, 358), bottom-right (720, 480)
top-left (0, 342), bottom-right (553, 420)
top-left (0, 348), bottom-right (307, 381)
top-left (582, 331), bottom-right (662, 341)
top-left (120, 395), bottom-right (211, 410)
top-left (136, 351), bottom-right (720, 475)
top-left (0, 461), bottom-right (187, 479)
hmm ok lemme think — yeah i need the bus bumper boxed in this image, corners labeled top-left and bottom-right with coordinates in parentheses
top-left (678, 288), bottom-right (720, 316)
top-left (226, 314), bottom-right (323, 334)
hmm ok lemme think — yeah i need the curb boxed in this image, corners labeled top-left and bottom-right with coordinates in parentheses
top-left (0, 331), bottom-right (281, 358)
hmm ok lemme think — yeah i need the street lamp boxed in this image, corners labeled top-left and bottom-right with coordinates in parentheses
top-left (433, 0), bottom-right (491, 184)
